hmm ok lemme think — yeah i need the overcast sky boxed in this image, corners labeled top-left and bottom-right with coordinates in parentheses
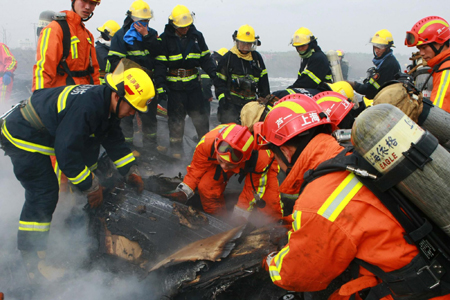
top-left (0, 0), bottom-right (446, 55)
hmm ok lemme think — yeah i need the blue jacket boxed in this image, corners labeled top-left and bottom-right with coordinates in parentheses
top-left (107, 20), bottom-right (161, 74)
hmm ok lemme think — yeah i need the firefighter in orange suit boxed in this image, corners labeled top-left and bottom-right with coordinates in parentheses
top-left (0, 43), bottom-right (17, 102)
top-left (255, 94), bottom-right (450, 299)
top-left (164, 124), bottom-right (282, 221)
top-left (406, 16), bottom-right (450, 114)
top-left (32, 0), bottom-right (101, 91)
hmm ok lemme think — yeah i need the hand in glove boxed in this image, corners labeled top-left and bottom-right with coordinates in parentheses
top-left (2, 72), bottom-right (12, 86)
top-left (163, 190), bottom-right (188, 203)
top-left (87, 186), bottom-right (104, 208)
top-left (126, 165), bottom-right (144, 193)
top-left (83, 175), bottom-right (103, 208)
top-left (162, 183), bottom-right (193, 204)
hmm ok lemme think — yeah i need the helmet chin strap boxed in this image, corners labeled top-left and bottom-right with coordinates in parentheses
top-left (72, 0), bottom-right (94, 22)
top-left (115, 97), bottom-right (123, 116)
top-left (113, 82), bottom-right (126, 117)
top-left (430, 43), bottom-right (445, 56)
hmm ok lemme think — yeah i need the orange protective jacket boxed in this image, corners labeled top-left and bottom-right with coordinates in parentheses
top-left (183, 125), bottom-right (283, 219)
top-left (0, 43), bottom-right (17, 75)
top-left (32, 10), bottom-right (100, 91)
top-left (269, 134), bottom-right (449, 300)
top-left (428, 48), bottom-right (450, 114)
top-left (0, 43), bottom-right (17, 102)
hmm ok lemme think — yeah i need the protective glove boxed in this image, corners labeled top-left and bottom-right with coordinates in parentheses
top-left (162, 182), bottom-right (194, 204)
top-left (83, 175), bottom-right (104, 208)
top-left (87, 187), bottom-right (104, 208)
top-left (262, 251), bottom-right (278, 272)
top-left (2, 72), bottom-right (12, 86)
top-left (126, 165), bottom-right (144, 193)
top-left (163, 190), bottom-right (188, 203)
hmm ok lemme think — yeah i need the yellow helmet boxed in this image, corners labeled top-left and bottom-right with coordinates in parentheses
top-left (105, 59), bottom-right (155, 113)
top-left (328, 81), bottom-right (356, 103)
top-left (370, 29), bottom-right (394, 48)
top-left (336, 50), bottom-right (344, 57)
top-left (291, 27), bottom-right (315, 47)
top-left (97, 20), bottom-right (121, 38)
top-left (128, 0), bottom-right (153, 21)
top-left (217, 48), bottom-right (228, 56)
top-left (235, 24), bottom-right (256, 42)
top-left (233, 24), bottom-right (260, 51)
top-left (169, 5), bottom-right (193, 28)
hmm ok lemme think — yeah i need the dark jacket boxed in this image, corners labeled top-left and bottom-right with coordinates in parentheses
top-left (107, 19), bottom-right (161, 74)
top-left (289, 45), bottom-right (332, 89)
top-left (95, 41), bottom-right (109, 72)
top-left (214, 50), bottom-right (270, 105)
top-left (199, 68), bottom-right (213, 100)
top-left (154, 24), bottom-right (216, 92)
top-left (1, 85), bottom-right (135, 191)
top-left (272, 87), bottom-right (321, 99)
top-left (354, 50), bottom-right (401, 99)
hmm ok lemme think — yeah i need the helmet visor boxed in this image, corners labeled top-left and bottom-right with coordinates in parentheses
top-left (405, 31), bottom-right (419, 47)
top-left (171, 12), bottom-right (194, 28)
top-left (290, 34), bottom-right (311, 47)
top-left (236, 40), bottom-right (257, 52)
top-left (253, 122), bottom-right (271, 150)
top-left (216, 140), bottom-right (244, 163)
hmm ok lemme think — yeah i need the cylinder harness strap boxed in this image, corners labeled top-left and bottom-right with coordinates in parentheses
top-left (56, 19), bottom-right (94, 85)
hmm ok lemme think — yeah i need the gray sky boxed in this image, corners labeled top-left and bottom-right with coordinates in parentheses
top-left (0, 0), bottom-right (446, 55)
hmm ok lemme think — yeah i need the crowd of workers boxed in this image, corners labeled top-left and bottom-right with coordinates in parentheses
top-left (1, 0), bottom-right (450, 298)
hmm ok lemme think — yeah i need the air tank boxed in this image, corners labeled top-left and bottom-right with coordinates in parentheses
top-left (326, 50), bottom-right (344, 82)
top-left (351, 104), bottom-right (450, 236)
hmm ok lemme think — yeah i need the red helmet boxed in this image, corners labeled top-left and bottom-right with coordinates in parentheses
top-left (313, 91), bottom-right (354, 130)
top-left (405, 16), bottom-right (450, 47)
top-left (215, 124), bottom-right (254, 164)
top-left (255, 94), bottom-right (332, 148)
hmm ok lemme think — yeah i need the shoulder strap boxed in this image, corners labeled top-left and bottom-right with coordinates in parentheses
top-left (436, 56), bottom-right (450, 72)
top-left (299, 147), bottom-right (355, 194)
top-left (421, 56), bottom-right (450, 92)
top-left (55, 20), bottom-right (94, 85)
top-left (300, 146), bottom-right (450, 262)
top-left (238, 150), bottom-right (259, 184)
top-left (55, 20), bottom-right (76, 85)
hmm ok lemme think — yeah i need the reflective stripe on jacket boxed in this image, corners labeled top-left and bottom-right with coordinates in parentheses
top-left (271, 134), bottom-right (419, 297)
top-left (428, 48), bottom-right (450, 114)
top-left (182, 124), bottom-right (282, 219)
top-left (32, 11), bottom-right (100, 91)
top-left (106, 25), bottom-right (161, 74)
top-left (214, 51), bottom-right (270, 103)
top-left (2, 85), bottom-right (134, 191)
top-left (154, 24), bottom-right (216, 92)
top-left (290, 49), bottom-right (332, 89)
top-left (0, 43), bottom-right (17, 74)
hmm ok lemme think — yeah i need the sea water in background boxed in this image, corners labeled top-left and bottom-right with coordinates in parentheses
top-left (269, 77), bottom-right (297, 91)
